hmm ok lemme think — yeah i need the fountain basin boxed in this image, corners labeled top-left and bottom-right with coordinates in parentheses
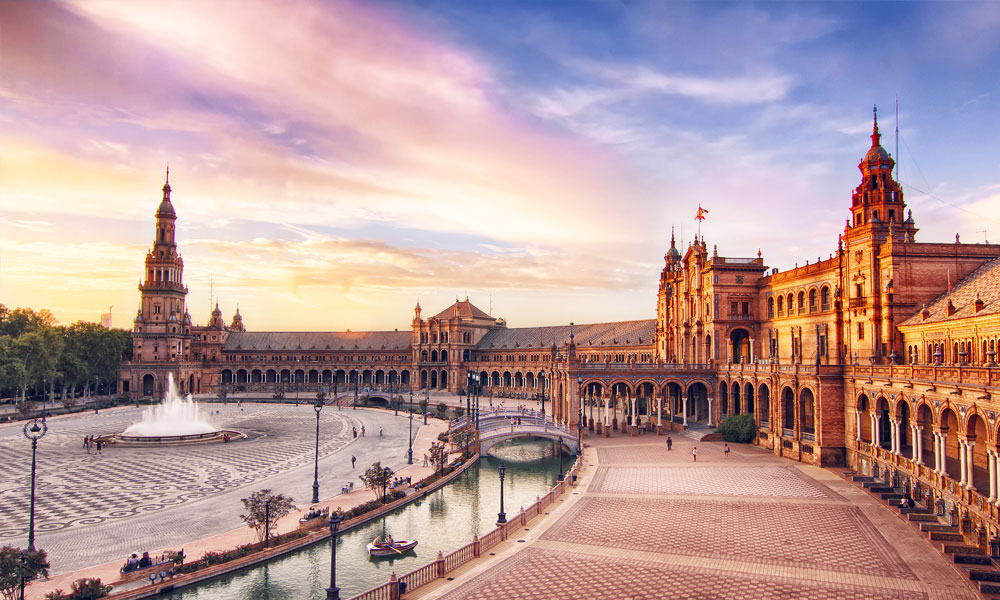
top-left (99, 429), bottom-right (246, 446)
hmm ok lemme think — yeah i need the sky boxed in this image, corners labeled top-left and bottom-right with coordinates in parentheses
top-left (2, 1), bottom-right (1000, 332)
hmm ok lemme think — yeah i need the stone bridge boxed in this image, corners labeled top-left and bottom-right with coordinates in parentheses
top-left (451, 410), bottom-right (580, 454)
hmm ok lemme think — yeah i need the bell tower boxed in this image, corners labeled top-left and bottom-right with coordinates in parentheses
top-left (133, 168), bottom-right (190, 363)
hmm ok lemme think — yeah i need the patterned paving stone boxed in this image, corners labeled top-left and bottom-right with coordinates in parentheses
top-left (436, 547), bottom-right (928, 600)
top-left (0, 406), bottom-right (355, 540)
top-left (590, 465), bottom-right (832, 498)
top-left (541, 497), bottom-right (916, 580)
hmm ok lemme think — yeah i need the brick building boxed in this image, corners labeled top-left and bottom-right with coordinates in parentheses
top-left (120, 109), bottom-right (1000, 539)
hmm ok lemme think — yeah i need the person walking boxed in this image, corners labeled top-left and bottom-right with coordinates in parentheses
top-left (351, 455), bottom-right (356, 469)
top-left (96, 439), bottom-right (103, 455)
top-left (724, 444), bottom-right (730, 459)
top-left (353, 427), bottom-right (358, 438)
top-left (423, 453), bottom-right (429, 467)
top-left (666, 436), bottom-right (672, 451)
top-left (361, 425), bottom-right (366, 437)
top-left (692, 446), bottom-right (697, 462)
top-left (379, 427), bottom-right (383, 437)
top-left (84, 436), bottom-right (90, 454)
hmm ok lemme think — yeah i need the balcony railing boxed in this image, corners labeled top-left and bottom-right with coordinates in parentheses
top-left (849, 297), bottom-right (867, 308)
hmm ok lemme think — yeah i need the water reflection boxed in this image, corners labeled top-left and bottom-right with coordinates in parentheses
top-left (162, 438), bottom-right (567, 599)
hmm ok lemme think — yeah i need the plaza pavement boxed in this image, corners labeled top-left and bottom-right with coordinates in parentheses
top-left (409, 426), bottom-right (978, 600)
top-left (0, 402), bottom-right (446, 599)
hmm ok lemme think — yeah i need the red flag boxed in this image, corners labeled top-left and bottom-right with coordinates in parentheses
top-left (695, 205), bottom-right (709, 221)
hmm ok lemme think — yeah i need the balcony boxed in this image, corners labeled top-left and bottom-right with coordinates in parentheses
top-left (849, 297), bottom-right (867, 309)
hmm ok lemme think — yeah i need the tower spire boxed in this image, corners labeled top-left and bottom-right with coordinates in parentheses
top-left (871, 104), bottom-right (881, 148)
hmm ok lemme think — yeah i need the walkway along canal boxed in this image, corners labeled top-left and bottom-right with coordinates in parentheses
top-left (152, 438), bottom-right (570, 599)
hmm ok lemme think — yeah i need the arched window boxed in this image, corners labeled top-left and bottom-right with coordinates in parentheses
top-left (797, 292), bottom-right (805, 314)
top-left (767, 297), bottom-right (774, 318)
top-left (821, 286), bottom-right (831, 311)
top-left (787, 294), bottom-right (794, 313)
top-left (777, 296), bottom-right (784, 315)
top-left (808, 289), bottom-right (817, 312)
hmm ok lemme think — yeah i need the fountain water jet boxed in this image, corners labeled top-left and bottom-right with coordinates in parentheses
top-left (124, 374), bottom-right (217, 437)
top-left (106, 374), bottom-right (243, 445)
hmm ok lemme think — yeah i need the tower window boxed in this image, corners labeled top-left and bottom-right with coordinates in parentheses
top-left (857, 322), bottom-right (864, 340)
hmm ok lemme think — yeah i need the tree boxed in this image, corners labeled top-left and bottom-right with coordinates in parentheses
top-left (239, 490), bottom-right (296, 545)
top-left (418, 398), bottom-right (428, 415)
top-left (453, 406), bottom-right (465, 419)
top-left (429, 442), bottom-right (448, 475)
top-left (716, 414), bottom-right (757, 443)
top-left (0, 546), bottom-right (49, 600)
top-left (436, 402), bottom-right (448, 418)
top-left (43, 577), bottom-right (112, 600)
top-left (453, 429), bottom-right (477, 459)
top-left (359, 462), bottom-right (394, 504)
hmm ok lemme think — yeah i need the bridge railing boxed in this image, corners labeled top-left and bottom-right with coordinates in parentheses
top-left (348, 455), bottom-right (584, 600)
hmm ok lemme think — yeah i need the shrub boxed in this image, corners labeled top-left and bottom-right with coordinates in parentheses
top-left (716, 414), bottom-right (756, 443)
top-left (44, 578), bottom-right (112, 600)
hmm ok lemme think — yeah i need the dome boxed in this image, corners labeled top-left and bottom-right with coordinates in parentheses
top-left (667, 245), bottom-right (680, 258)
top-left (865, 144), bottom-right (890, 163)
top-left (156, 198), bottom-right (176, 218)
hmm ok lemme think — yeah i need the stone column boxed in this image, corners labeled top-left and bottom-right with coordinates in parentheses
top-left (855, 411), bottom-right (862, 441)
top-left (707, 396), bottom-right (714, 427)
top-left (915, 427), bottom-right (924, 465)
top-left (959, 439), bottom-right (968, 486)
top-left (988, 450), bottom-right (997, 503)
top-left (682, 394), bottom-right (689, 427)
top-left (966, 440), bottom-right (976, 491)
top-left (657, 394), bottom-right (662, 428)
top-left (933, 432), bottom-right (942, 473)
top-left (890, 420), bottom-right (899, 454)
top-left (872, 414), bottom-right (881, 448)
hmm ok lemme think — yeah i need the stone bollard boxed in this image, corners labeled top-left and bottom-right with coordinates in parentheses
top-left (473, 534), bottom-right (480, 558)
top-left (436, 551), bottom-right (445, 577)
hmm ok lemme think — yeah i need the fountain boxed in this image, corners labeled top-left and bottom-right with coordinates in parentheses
top-left (106, 374), bottom-right (243, 445)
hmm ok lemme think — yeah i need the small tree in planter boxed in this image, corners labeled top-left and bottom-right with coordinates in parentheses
top-left (240, 490), bottom-right (296, 546)
top-left (1, 546), bottom-right (49, 600)
top-left (418, 398), bottom-right (429, 416)
top-left (436, 402), bottom-right (448, 418)
top-left (359, 462), bottom-right (395, 504)
top-left (44, 577), bottom-right (112, 600)
top-left (429, 441), bottom-right (448, 476)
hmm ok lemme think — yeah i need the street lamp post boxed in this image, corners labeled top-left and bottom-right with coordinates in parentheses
top-left (312, 399), bottom-right (323, 504)
top-left (577, 376), bottom-right (584, 456)
top-left (326, 512), bottom-right (343, 600)
top-left (424, 388), bottom-right (429, 425)
top-left (497, 463), bottom-right (507, 524)
top-left (264, 498), bottom-right (272, 548)
top-left (23, 420), bottom-right (47, 552)
top-left (392, 380), bottom-right (398, 416)
top-left (382, 466), bottom-right (391, 504)
top-left (353, 369), bottom-right (358, 410)
top-left (539, 370), bottom-right (545, 418)
top-left (407, 391), bottom-right (414, 464)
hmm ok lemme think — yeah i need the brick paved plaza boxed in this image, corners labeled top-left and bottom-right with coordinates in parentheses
top-left (418, 431), bottom-right (977, 600)
top-left (0, 402), bottom-right (419, 574)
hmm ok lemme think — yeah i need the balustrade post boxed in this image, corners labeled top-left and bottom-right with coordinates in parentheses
top-left (389, 572), bottom-right (399, 600)
top-left (436, 551), bottom-right (445, 577)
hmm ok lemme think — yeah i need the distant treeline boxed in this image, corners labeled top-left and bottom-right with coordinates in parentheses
top-left (0, 305), bottom-right (132, 406)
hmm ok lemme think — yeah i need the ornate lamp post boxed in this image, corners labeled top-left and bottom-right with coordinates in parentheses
top-left (577, 376), bottom-right (584, 456)
top-left (392, 380), bottom-right (398, 416)
top-left (497, 463), bottom-right (507, 524)
top-left (312, 399), bottom-right (323, 504)
top-left (326, 511), bottom-right (344, 600)
top-left (382, 466), bottom-right (391, 504)
top-left (23, 419), bottom-right (47, 552)
top-left (353, 369), bottom-right (359, 409)
top-left (539, 370), bottom-right (546, 418)
top-left (424, 388), bottom-right (429, 425)
top-left (465, 370), bottom-right (472, 423)
top-left (407, 391), bottom-right (414, 464)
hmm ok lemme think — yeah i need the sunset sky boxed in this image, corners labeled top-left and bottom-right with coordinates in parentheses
top-left (2, 1), bottom-right (1000, 331)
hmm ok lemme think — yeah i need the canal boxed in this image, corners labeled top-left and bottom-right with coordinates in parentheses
top-left (162, 438), bottom-right (567, 599)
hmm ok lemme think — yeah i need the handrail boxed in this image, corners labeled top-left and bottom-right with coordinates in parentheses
top-left (349, 455), bottom-right (584, 600)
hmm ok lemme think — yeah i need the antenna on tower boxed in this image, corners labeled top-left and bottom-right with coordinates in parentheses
top-left (209, 274), bottom-right (215, 314)
top-left (895, 95), bottom-right (899, 186)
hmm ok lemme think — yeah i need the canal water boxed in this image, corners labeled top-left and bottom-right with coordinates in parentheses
top-left (162, 438), bottom-right (567, 599)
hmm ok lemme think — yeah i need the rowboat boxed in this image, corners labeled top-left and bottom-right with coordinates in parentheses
top-left (367, 536), bottom-right (418, 557)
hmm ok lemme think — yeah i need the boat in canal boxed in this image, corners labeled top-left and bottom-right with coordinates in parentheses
top-left (367, 535), bottom-right (418, 557)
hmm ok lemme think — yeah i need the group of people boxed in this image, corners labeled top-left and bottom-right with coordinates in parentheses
top-left (120, 551), bottom-right (153, 573)
top-left (391, 476), bottom-right (411, 488)
top-left (299, 506), bottom-right (330, 522)
top-left (83, 435), bottom-right (103, 454)
top-left (352, 425), bottom-right (366, 438)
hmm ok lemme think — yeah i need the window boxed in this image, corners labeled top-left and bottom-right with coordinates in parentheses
top-left (821, 287), bottom-right (831, 311)
top-left (768, 297), bottom-right (774, 318)
top-left (777, 296), bottom-right (783, 315)
top-left (808, 290), bottom-right (817, 312)
top-left (857, 322), bottom-right (864, 340)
